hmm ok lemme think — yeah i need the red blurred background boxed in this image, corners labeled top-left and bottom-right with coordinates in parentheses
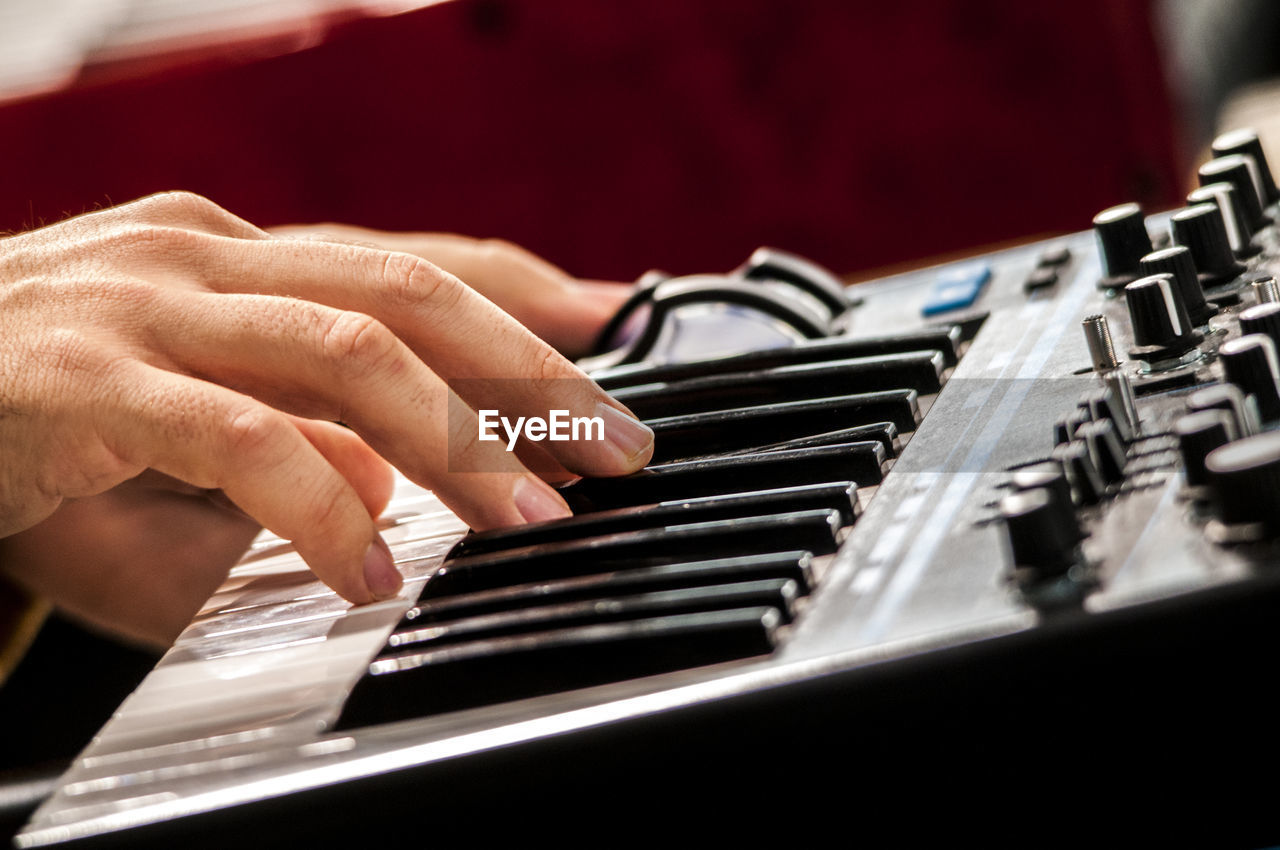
top-left (0, 0), bottom-right (1185, 281)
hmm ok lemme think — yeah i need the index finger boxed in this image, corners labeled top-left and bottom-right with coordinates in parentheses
top-left (188, 235), bottom-right (655, 476)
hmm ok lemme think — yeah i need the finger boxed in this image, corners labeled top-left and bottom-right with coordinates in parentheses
top-left (145, 292), bottom-right (573, 531)
top-left (287, 416), bottom-right (396, 519)
top-left (65, 191), bottom-right (271, 241)
top-left (99, 362), bottom-right (401, 604)
top-left (172, 236), bottom-right (655, 476)
top-left (270, 228), bottom-right (628, 356)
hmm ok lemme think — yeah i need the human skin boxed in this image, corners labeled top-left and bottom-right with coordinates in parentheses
top-left (0, 192), bottom-right (652, 646)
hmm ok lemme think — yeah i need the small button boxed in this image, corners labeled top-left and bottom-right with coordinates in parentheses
top-left (1024, 267), bottom-right (1058, 293)
top-left (921, 264), bottom-right (992, 317)
top-left (1037, 246), bottom-right (1072, 266)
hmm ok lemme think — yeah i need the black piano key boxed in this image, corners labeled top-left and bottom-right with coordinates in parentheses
top-left (647, 394), bottom-right (908, 462)
top-left (402, 551), bottom-right (817, 625)
top-left (560, 442), bottom-right (887, 511)
top-left (590, 328), bottom-right (962, 390)
top-left (450, 482), bottom-right (860, 559)
top-left (425, 509), bottom-right (843, 599)
top-left (749, 424), bottom-right (900, 457)
top-left (336, 607), bottom-right (780, 726)
top-left (611, 360), bottom-right (929, 419)
top-left (387, 579), bottom-right (800, 652)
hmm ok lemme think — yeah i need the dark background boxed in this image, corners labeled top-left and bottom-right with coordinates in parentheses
top-left (0, 0), bottom-right (1190, 281)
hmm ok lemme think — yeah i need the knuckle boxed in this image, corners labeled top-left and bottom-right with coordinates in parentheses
top-left (479, 237), bottom-right (554, 278)
top-left (299, 479), bottom-right (354, 544)
top-left (530, 343), bottom-right (569, 386)
top-left (222, 406), bottom-right (287, 462)
top-left (319, 310), bottom-right (400, 379)
top-left (91, 224), bottom-right (213, 259)
top-left (379, 251), bottom-right (457, 311)
top-left (141, 190), bottom-right (218, 217)
top-left (38, 328), bottom-right (103, 380)
top-left (53, 444), bottom-right (138, 498)
top-left (480, 237), bottom-right (531, 267)
top-left (91, 274), bottom-right (165, 311)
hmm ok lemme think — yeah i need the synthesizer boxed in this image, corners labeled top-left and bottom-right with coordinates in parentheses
top-left (16, 127), bottom-right (1280, 845)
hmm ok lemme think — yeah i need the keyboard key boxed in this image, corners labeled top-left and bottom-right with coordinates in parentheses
top-left (560, 442), bottom-right (888, 510)
top-left (401, 551), bottom-right (818, 624)
top-left (425, 509), bottom-right (844, 598)
top-left (337, 608), bottom-right (781, 726)
top-left (450, 482), bottom-right (861, 558)
top-left (387, 579), bottom-right (801, 651)
top-left (647, 396), bottom-right (906, 462)
top-left (748, 424), bottom-right (899, 458)
top-left (591, 329), bottom-right (962, 390)
top-left (612, 361), bottom-right (932, 418)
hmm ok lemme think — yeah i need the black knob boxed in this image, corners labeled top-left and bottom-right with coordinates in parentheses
top-left (1052, 441), bottom-right (1105, 505)
top-left (1054, 407), bottom-right (1092, 447)
top-left (1000, 489), bottom-right (1083, 577)
top-left (1187, 383), bottom-right (1260, 438)
top-left (1139, 246), bottom-right (1215, 325)
top-left (1212, 127), bottom-right (1279, 205)
top-left (1093, 203), bottom-right (1153, 288)
top-left (1176, 410), bottom-right (1238, 489)
top-left (1075, 419), bottom-right (1127, 484)
top-left (1220, 334), bottom-right (1280, 423)
top-left (1206, 431), bottom-right (1280, 534)
top-left (1199, 154), bottom-right (1268, 229)
top-left (1010, 462), bottom-right (1079, 517)
top-left (1124, 273), bottom-right (1197, 354)
top-left (1187, 183), bottom-right (1259, 258)
top-left (1239, 302), bottom-right (1280, 353)
top-left (1170, 203), bottom-right (1246, 285)
top-left (1078, 385), bottom-right (1135, 444)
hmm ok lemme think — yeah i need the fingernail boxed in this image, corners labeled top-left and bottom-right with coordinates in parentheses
top-left (513, 475), bottom-right (572, 524)
top-left (594, 401), bottom-right (654, 464)
top-left (363, 535), bottom-right (402, 601)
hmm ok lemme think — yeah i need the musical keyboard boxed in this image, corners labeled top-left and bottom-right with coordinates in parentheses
top-left (17, 128), bottom-right (1280, 846)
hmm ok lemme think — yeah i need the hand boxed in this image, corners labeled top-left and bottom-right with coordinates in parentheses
top-left (269, 225), bottom-right (631, 358)
top-left (0, 193), bottom-right (653, 645)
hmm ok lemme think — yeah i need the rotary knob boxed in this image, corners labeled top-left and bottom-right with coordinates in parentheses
top-left (1093, 203), bottom-right (1153, 289)
top-left (1175, 410), bottom-right (1238, 490)
top-left (1139, 246), bottom-right (1215, 325)
top-left (1206, 431), bottom-right (1280, 538)
top-left (1219, 334), bottom-right (1280, 424)
top-left (1078, 386), bottom-right (1135, 444)
top-left (1240, 302), bottom-right (1280, 353)
top-left (1199, 154), bottom-right (1268, 229)
top-left (1187, 183), bottom-right (1259, 258)
top-left (1000, 488), bottom-right (1084, 578)
top-left (1010, 462), bottom-right (1079, 516)
top-left (1212, 127), bottom-right (1280, 205)
top-left (1052, 441), bottom-right (1105, 505)
top-left (1124, 273), bottom-right (1199, 358)
top-left (1170, 203), bottom-right (1247, 285)
top-left (1075, 419), bottom-right (1127, 484)
top-left (1187, 383), bottom-right (1260, 438)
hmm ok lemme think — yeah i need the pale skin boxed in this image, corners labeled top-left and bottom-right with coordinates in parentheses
top-left (0, 192), bottom-right (653, 647)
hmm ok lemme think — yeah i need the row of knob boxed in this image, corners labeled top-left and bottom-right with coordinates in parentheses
top-left (1176, 380), bottom-right (1280, 540)
top-left (1096, 128), bottom-right (1276, 291)
top-left (1094, 128), bottom-right (1278, 363)
top-left (1001, 127), bottom-right (1280, 591)
top-left (999, 384), bottom-right (1138, 585)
